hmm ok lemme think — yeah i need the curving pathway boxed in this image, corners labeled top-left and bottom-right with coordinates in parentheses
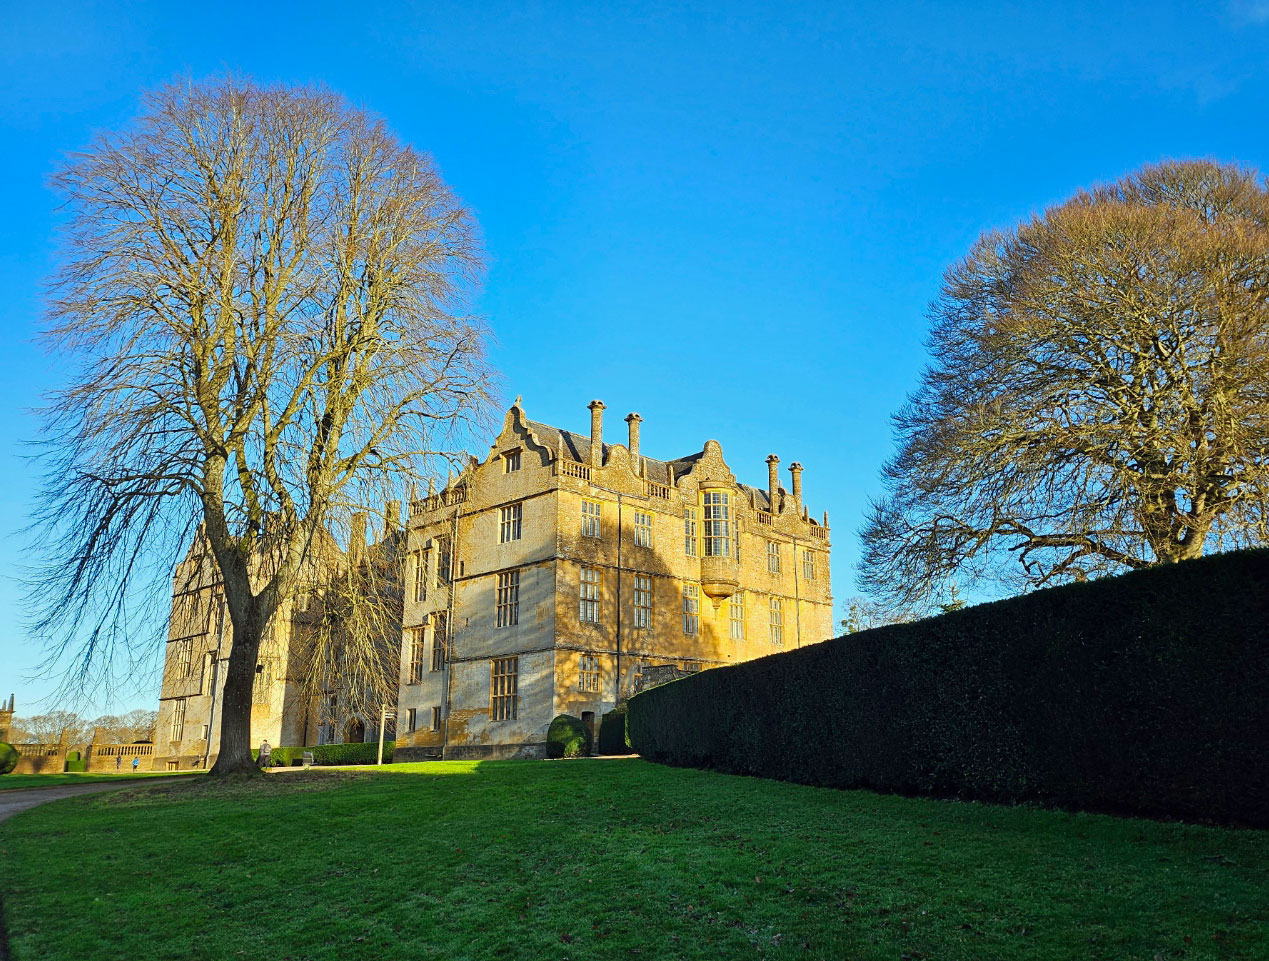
top-left (0, 779), bottom-right (158, 825)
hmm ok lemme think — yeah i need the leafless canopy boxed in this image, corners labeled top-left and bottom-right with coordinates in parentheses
top-left (861, 160), bottom-right (1269, 611)
top-left (31, 76), bottom-right (491, 770)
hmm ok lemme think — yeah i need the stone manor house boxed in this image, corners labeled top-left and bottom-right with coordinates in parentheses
top-left (151, 399), bottom-right (832, 767)
top-left (394, 399), bottom-right (833, 760)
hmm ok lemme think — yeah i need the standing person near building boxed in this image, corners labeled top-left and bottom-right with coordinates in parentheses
top-left (259, 739), bottom-right (271, 770)
top-left (131, 756), bottom-right (139, 773)
top-left (115, 754), bottom-right (121, 772)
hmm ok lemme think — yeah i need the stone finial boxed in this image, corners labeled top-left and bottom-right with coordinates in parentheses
top-left (766, 454), bottom-right (780, 511)
top-left (625, 412), bottom-right (643, 463)
top-left (588, 400), bottom-right (606, 467)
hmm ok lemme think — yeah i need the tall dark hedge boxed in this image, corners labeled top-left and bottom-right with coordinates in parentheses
top-left (628, 548), bottom-right (1269, 826)
top-left (597, 705), bottom-right (629, 755)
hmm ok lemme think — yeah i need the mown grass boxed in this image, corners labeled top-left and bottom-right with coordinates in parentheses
top-left (1, 759), bottom-right (1265, 960)
top-left (0, 771), bottom-right (198, 791)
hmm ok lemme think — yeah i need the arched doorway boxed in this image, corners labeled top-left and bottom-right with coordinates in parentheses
top-left (345, 717), bottom-right (365, 743)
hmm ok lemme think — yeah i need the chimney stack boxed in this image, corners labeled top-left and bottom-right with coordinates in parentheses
top-left (625, 412), bottom-right (643, 464)
top-left (588, 399), bottom-right (606, 467)
top-left (350, 512), bottom-right (367, 562)
top-left (789, 462), bottom-right (803, 509)
top-left (766, 454), bottom-right (780, 512)
top-left (384, 500), bottom-right (401, 537)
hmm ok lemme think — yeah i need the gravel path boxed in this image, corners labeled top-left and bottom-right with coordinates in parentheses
top-left (0, 779), bottom-right (157, 825)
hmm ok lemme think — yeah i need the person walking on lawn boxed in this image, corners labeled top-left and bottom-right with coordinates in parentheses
top-left (259, 739), bottom-right (271, 770)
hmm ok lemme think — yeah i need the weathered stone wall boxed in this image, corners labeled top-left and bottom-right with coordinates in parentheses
top-left (11, 744), bottom-right (67, 775)
top-left (84, 742), bottom-right (154, 773)
top-left (151, 528), bottom-right (386, 770)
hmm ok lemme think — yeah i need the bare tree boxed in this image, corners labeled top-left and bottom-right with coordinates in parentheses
top-left (9, 712), bottom-right (88, 745)
top-left (31, 77), bottom-right (491, 774)
top-left (838, 596), bottom-right (912, 634)
top-left (862, 160), bottom-right (1269, 611)
top-left (89, 709), bottom-right (158, 744)
top-left (291, 512), bottom-right (405, 732)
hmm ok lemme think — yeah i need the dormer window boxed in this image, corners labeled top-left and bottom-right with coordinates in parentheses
top-left (504, 450), bottom-right (521, 473)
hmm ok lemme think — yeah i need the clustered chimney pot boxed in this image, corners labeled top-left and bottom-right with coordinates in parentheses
top-left (789, 462), bottom-right (803, 503)
top-left (766, 454), bottom-right (780, 511)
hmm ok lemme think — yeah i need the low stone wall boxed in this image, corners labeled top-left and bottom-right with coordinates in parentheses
top-left (444, 741), bottom-right (547, 761)
top-left (6, 740), bottom-right (156, 774)
top-left (393, 745), bottom-right (444, 762)
top-left (12, 744), bottom-right (67, 775)
top-left (85, 742), bottom-right (156, 773)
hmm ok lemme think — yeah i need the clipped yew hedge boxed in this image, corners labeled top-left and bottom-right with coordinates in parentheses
top-left (547, 715), bottom-right (590, 758)
top-left (597, 705), bottom-right (630, 755)
top-left (252, 742), bottom-right (394, 766)
top-left (628, 548), bottom-right (1269, 826)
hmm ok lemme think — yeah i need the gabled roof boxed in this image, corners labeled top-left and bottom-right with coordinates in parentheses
top-left (524, 418), bottom-right (708, 489)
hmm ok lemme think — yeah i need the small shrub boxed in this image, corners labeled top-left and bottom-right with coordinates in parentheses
top-left (0, 742), bottom-right (18, 775)
top-left (597, 705), bottom-right (629, 755)
top-left (547, 715), bottom-right (589, 759)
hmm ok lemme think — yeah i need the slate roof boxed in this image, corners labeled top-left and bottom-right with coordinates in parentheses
top-left (523, 418), bottom-right (775, 510)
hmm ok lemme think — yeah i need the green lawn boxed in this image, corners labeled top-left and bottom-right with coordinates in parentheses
top-left (1, 759), bottom-right (1265, 961)
top-left (0, 771), bottom-right (198, 791)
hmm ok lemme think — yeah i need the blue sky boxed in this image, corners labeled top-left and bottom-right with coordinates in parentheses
top-left (3, 1), bottom-right (1269, 711)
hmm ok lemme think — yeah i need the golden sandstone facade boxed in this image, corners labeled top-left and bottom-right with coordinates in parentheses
top-left (394, 400), bottom-right (833, 760)
top-left (152, 399), bottom-right (833, 766)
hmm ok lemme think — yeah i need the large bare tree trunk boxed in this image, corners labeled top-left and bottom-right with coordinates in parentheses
top-left (209, 614), bottom-right (266, 775)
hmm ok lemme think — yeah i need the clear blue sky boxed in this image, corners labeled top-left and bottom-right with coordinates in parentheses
top-left (4, 1), bottom-right (1269, 712)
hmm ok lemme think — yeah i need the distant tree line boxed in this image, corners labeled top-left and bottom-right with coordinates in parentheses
top-left (8, 709), bottom-right (157, 745)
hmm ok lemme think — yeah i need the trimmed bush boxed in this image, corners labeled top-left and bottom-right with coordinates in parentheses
top-left (310, 741), bottom-right (393, 765)
top-left (597, 705), bottom-right (630, 755)
top-left (251, 742), bottom-right (393, 767)
top-left (65, 759), bottom-right (86, 773)
top-left (0, 742), bottom-right (18, 775)
top-left (628, 548), bottom-right (1269, 826)
top-left (547, 715), bottom-right (589, 759)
